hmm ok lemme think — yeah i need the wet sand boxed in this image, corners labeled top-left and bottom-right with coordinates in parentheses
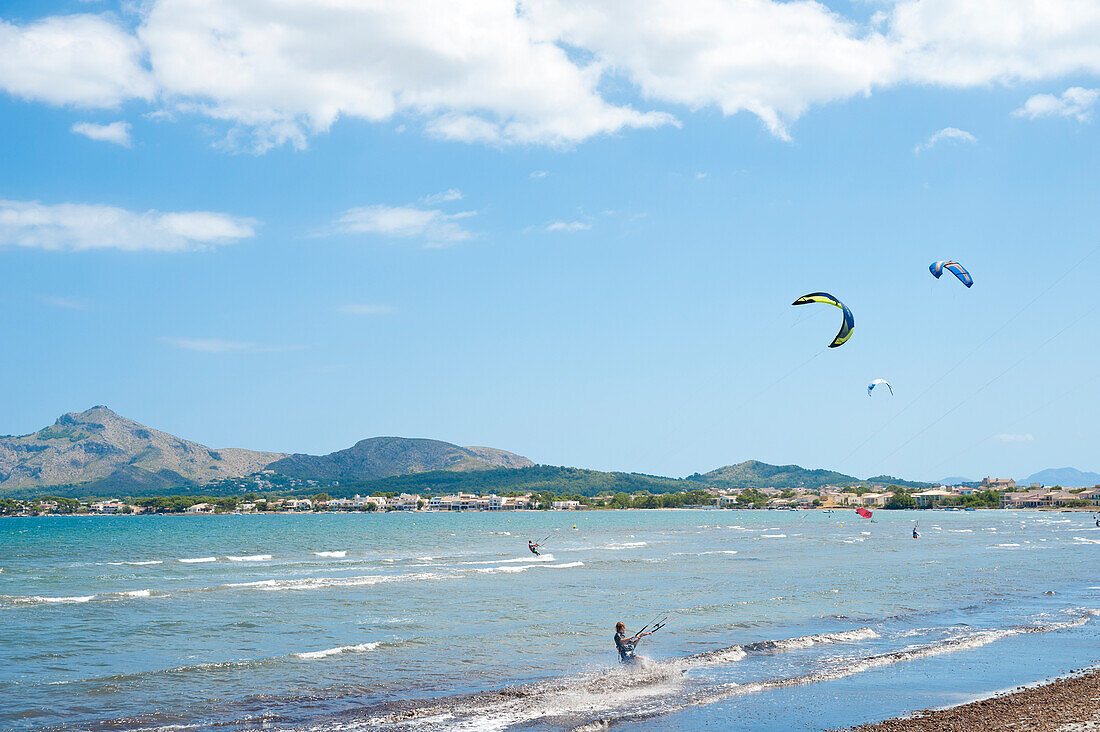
top-left (843, 667), bottom-right (1100, 731)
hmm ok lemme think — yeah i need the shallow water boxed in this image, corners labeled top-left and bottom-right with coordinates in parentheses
top-left (0, 510), bottom-right (1096, 730)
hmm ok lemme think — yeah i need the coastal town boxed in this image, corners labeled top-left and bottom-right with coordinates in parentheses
top-left (4, 477), bottom-right (1098, 516)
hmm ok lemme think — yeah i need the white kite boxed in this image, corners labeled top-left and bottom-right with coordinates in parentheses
top-left (867, 379), bottom-right (893, 397)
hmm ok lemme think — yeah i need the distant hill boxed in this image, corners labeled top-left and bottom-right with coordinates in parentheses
top-left (310, 465), bottom-right (684, 499)
top-left (696, 461), bottom-right (929, 491)
top-left (697, 460), bottom-right (857, 490)
top-left (1022, 467), bottom-right (1100, 487)
top-left (266, 436), bottom-right (534, 482)
top-left (0, 406), bottom-right (284, 497)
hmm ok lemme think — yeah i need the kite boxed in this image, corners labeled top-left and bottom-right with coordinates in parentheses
top-left (868, 379), bottom-right (893, 397)
top-left (856, 507), bottom-right (873, 519)
top-left (929, 261), bottom-right (973, 288)
top-left (791, 292), bottom-right (855, 348)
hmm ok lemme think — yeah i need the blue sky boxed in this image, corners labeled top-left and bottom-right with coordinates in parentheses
top-left (2, 1), bottom-right (1099, 481)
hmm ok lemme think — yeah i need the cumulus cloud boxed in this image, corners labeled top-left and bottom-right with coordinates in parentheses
top-left (914, 126), bottom-right (977, 153)
top-left (4, 1), bottom-right (1100, 146)
top-left (545, 220), bottom-right (591, 232)
top-left (1013, 87), bottom-right (1100, 122)
top-left (137, 0), bottom-right (673, 150)
top-left (0, 14), bottom-right (153, 107)
top-left (994, 433), bottom-right (1034, 443)
top-left (332, 204), bottom-right (475, 245)
top-left (530, 170), bottom-right (549, 179)
top-left (160, 337), bottom-right (281, 353)
top-left (0, 200), bottom-right (256, 252)
top-left (338, 304), bottom-right (395, 315)
top-left (71, 120), bottom-right (132, 146)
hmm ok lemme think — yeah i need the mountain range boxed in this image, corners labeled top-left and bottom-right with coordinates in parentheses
top-left (1020, 467), bottom-right (1100, 488)
top-left (0, 407), bottom-right (532, 497)
top-left (1, 406), bottom-right (1090, 498)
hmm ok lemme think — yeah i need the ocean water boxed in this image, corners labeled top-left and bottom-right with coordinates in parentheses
top-left (0, 509), bottom-right (1097, 731)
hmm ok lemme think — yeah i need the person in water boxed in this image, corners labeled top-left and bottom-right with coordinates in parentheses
top-left (913, 527), bottom-right (919, 539)
top-left (614, 621), bottom-right (650, 664)
top-left (528, 541), bottom-right (540, 556)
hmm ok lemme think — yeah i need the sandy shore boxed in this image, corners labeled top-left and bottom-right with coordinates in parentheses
top-left (840, 668), bottom-right (1100, 731)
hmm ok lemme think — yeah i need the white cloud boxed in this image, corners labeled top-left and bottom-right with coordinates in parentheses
top-left (914, 126), bottom-right (977, 153)
top-left (136, 0), bottom-right (674, 150)
top-left (0, 14), bottom-right (153, 107)
top-left (338, 304), bottom-right (395, 315)
top-left (5, 1), bottom-right (1100, 146)
top-left (0, 200), bottom-right (256, 252)
top-left (160, 337), bottom-right (278, 353)
top-left (525, 0), bottom-right (895, 141)
top-left (420, 189), bottom-right (463, 204)
top-left (994, 432), bottom-right (1034, 443)
top-left (1013, 87), bottom-right (1100, 122)
top-left (38, 295), bottom-right (88, 310)
top-left (695, 172), bottom-right (708, 179)
top-left (530, 170), bottom-right (549, 179)
top-left (71, 120), bottom-right (132, 146)
top-left (545, 220), bottom-right (591, 232)
top-left (332, 204), bottom-right (474, 245)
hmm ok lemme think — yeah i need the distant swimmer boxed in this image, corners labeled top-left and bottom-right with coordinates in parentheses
top-left (614, 621), bottom-right (650, 664)
top-left (528, 541), bottom-right (541, 556)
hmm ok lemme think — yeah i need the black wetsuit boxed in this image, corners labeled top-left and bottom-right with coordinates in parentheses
top-left (615, 631), bottom-right (636, 663)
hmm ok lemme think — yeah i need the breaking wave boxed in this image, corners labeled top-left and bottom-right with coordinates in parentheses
top-left (1, 594), bottom-right (97, 605)
top-left (227, 554), bottom-right (272, 562)
top-left (177, 557), bottom-right (218, 564)
top-left (314, 551), bottom-right (347, 558)
top-left (343, 612), bottom-right (1093, 732)
top-left (295, 642), bottom-right (382, 660)
top-left (223, 571), bottom-right (446, 592)
top-left (478, 561), bottom-right (584, 574)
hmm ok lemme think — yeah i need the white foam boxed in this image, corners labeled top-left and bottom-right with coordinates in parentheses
top-left (120, 589), bottom-right (151, 598)
top-left (949, 529), bottom-right (974, 533)
top-left (860, 531), bottom-right (872, 535)
top-left (995, 543), bottom-right (1022, 547)
top-left (461, 554), bottom-right (556, 565)
top-left (5, 594), bottom-right (97, 605)
top-left (602, 542), bottom-right (647, 550)
top-left (178, 557), bottom-right (218, 564)
top-left (698, 551), bottom-right (739, 555)
top-left (295, 642), bottom-right (381, 659)
top-left (224, 571), bottom-right (444, 592)
top-left (1073, 537), bottom-right (1100, 544)
top-left (314, 551), bottom-right (347, 558)
top-left (761, 534), bottom-right (786, 538)
top-left (227, 554), bottom-right (272, 562)
top-left (483, 561), bottom-right (584, 574)
top-left (107, 560), bottom-right (163, 566)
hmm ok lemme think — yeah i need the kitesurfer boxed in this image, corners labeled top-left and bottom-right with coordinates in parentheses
top-left (614, 621), bottom-right (649, 664)
top-left (528, 540), bottom-right (541, 556)
top-left (912, 526), bottom-right (919, 539)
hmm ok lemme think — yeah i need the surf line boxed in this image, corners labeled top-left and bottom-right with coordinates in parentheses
top-left (570, 614), bottom-right (1097, 731)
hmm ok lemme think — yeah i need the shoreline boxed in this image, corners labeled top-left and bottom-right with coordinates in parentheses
top-left (842, 667), bottom-right (1100, 731)
top-left (4, 505), bottom-right (1098, 517)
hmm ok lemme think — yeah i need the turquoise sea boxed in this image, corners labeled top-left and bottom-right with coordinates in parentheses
top-left (1, 509), bottom-right (1097, 731)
